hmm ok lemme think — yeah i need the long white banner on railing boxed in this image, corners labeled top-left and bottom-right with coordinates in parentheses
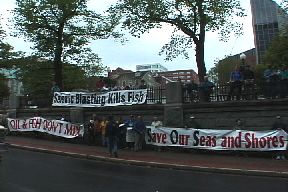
top-left (52, 89), bottom-right (147, 107)
top-left (7, 117), bottom-right (84, 138)
top-left (146, 126), bottom-right (288, 151)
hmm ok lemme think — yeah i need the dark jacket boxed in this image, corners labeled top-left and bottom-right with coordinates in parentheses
top-left (106, 120), bottom-right (119, 137)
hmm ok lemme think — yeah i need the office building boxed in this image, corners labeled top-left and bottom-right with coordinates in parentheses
top-left (251, 0), bottom-right (288, 64)
top-left (136, 63), bottom-right (168, 73)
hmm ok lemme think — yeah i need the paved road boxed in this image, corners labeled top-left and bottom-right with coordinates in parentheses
top-left (0, 148), bottom-right (287, 192)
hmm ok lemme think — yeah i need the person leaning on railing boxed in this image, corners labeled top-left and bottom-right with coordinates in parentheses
top-left (242, 65), bottom-right (255, 100)
top-left (279, 66), bottom-right (288, 98)
top-left (228, 66), bottom-right (243, 101)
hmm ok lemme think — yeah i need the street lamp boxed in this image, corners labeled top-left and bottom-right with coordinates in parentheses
top-left (239, 53), bottom-right (246, 66)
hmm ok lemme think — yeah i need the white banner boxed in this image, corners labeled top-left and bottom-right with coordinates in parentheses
top-left (146, 126), bottom-right (288, 151)
top-left (7, 117), bottom-right (84, 138)
top-left (52, 89), bottom-right (147, 107)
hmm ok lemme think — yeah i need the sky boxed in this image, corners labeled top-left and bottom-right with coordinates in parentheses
top-left (0, 0), bottom-right (282, 73)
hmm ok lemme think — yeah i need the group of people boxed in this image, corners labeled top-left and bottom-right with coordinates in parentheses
top-left (228, 65), bottom-right (255, 101)
top-left (263, 65), bottom-right (288, 99)
top-left (86, 114), bottom-right (163, 158)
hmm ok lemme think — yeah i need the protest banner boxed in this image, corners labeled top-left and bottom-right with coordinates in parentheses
top-left (146, 126), bottom-right (288, 151)
top-left (52, 89), bottom-right (147, 107)
top-left (7, 117), bottom-right (84, 138)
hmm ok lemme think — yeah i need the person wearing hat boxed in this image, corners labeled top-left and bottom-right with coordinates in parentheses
top-left (272, 115), bottom-right (287, 160)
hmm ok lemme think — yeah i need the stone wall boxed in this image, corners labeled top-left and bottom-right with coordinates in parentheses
top-left (1, 81), bottom-right (288, 130)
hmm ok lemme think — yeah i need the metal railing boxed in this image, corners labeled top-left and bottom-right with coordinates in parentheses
top-left (183, 81), bottom-right (267, 103)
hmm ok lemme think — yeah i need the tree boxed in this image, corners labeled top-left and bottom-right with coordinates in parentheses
top-left (264, 35), bottom-right (288, 68)
top-left (11, 0), bottom-right (121, 89)
top-left (110, 0), bottom-right (245, 83)
top-left (0, 74), bottom-right (9, 102)
top-left (11, 56), bottom-right (88, 107)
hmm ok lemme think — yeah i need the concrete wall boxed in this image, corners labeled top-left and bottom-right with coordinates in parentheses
top-left (1, 81), bottom-right (288, 130)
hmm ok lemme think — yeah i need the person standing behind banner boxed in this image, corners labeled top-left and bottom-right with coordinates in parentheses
top-left (50, 81), bottom-right (60, 105)
top-left (151, 116), bottom-right (163, 151)
top-left (124, 115), bottom-right (136, 150)
top-left (99, 116), bottom-right (108, 146)
top-left (272, 116), bottom-right (287, 160)
top-left (106, 116), bottom-right (119, 158)
top-left (151, 116), bottom-right (163, 128)
top-left (134, 116), bottom-right (146, 151)
top-left (87, 119), bottom-right (95, 145)
top-left (93, 116), bottom-right (101, 145)
top-left (228, 66), bottom-right (243, 101)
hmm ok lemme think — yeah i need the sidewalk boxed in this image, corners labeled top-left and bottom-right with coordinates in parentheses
top-left (5, 136), bottom-right (288, 178)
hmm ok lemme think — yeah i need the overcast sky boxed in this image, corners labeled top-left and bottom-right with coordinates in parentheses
top-left (0, 0), bottom-right (282, 72)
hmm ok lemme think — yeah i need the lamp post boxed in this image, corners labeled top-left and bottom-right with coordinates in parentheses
top-left (239, 53), bottom-right (246, 66)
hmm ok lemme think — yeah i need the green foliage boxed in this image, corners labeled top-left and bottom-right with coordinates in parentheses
top-left (264, 35), bottom-right (288, 68)
top-left (11, 0), bottom-right (122, 87)
top-left (0, 74), bottom-right (9, 101)
top-left (216, 56), bottom-right (240, 84)
top-left (110, 0), bottom-right (245, 81)
top-left (9, 57), bottom-right (88, 107)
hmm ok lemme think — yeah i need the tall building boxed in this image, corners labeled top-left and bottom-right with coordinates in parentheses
top-left (250, 0), bottom-right (288, 64)
top-left (159, 70), bottom-right (199, 84)
top-left (136, 63), bottom-right (168, 73)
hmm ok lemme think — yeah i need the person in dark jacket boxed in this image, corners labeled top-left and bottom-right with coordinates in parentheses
top-left (133, 116), bottom-right (146, 151)
top-left (106, 116), bottom-right (119, 157)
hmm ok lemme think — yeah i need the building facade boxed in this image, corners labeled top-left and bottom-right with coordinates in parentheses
top-left (136, 63), bottom-right (168, 73)
top-left (250, 0), bottom-right (288, 64)
top-left (159, 70), bottom-right (199, 84)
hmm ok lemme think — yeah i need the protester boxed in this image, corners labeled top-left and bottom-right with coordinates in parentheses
top-left (233, 119), bottom-right (245, 130)
top-left (279, 66), bottom-right (288, 98)
top-left (151, 116), bottom-right (163, 127)
top-left (242, 65), bottom-right (255, 100)
top-left (92, 116), bottom-right (101, 145)
top-left (51, 81), bottom-right (60, 94)
top-left (124, 115), bottom-right (136, 150)
top-left (228, 66), bottom-right (243, 101)
top-left (99, 116), bottom-right (108, 146)
top-left (133, 115), bottom-right (146, 151)
top-left (263, 65), bottom-right (280, 99)
top-left (116, 116), bottom-right (126, 149)
top-left (272, 115), bottom-right (287, 160)
top-left (87, 119), bottom-right (95, 145)
top-left (151, 116), bottom-right (163, 151)
top-left (106, 115), bottom-right (119, 158)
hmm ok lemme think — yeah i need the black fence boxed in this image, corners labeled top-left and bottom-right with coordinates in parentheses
top-left (146, 86), bottom-right (166, 104)
top-left (183, 81), bottom-right (269, 103)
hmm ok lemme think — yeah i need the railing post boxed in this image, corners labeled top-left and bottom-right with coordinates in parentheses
top-left (164, 82), bottom-right (184, 127)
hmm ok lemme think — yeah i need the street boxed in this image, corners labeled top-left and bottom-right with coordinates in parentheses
top-left (0, 148), bottom-right (287, 192)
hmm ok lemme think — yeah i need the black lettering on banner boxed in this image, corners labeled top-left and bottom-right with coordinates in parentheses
top-left (170, 130), bottom-right (178, 144)
top-left (76, 94), bottom-right (81, 104)
top-left (82, 95), bottom-right (87, 104)
top-left (147, 128), bottom-right (152, 142)
top-left (108, 93), bottom-right (113, 104)
top-left (101, 96), bottom-right (106, 106)
top-left (9, 119), bottom-right (16, 129)
top-left (121, 94), bottom-right (126, 102)
top-left (53, 93), bottom-right (60, 103)
top-left (193, 130), bottom-right (199, 146)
